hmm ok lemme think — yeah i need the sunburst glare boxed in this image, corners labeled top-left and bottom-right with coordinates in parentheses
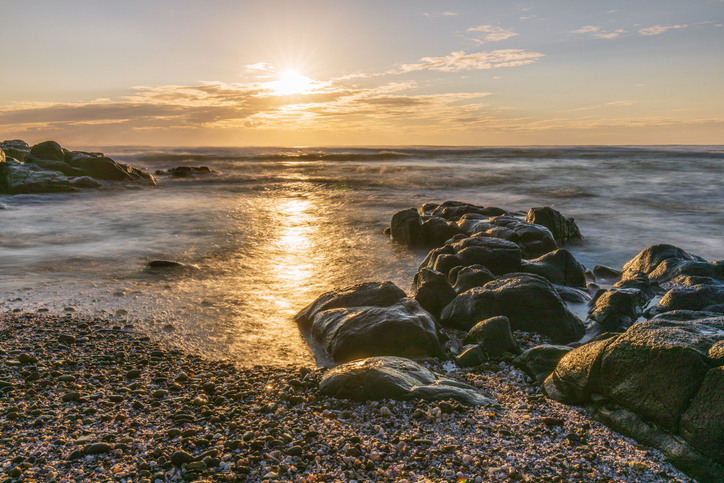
top-left (269, 70), bottom-right (313, 95)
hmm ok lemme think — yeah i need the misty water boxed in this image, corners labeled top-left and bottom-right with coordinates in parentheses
top-left (2, 146), bottom-right (723, 366)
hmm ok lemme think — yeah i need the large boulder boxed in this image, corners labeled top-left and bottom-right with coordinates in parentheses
top-left (520, 249), bottom-right (587, 288)
top-left (1, 163), bottom-right (74, 194)
top-left (319, 356), bottom-right (497, 406)
top-left (440, 273), bottom-right (585, 343)
top-left (421, 216), bottom-right (464, 246)
top-left (29, 140), bottom-right (65, 162)
top-left (525, 207), bottom-right (582, 245)
top-left (587, 288), bottom-right (648, 332)
top-left (390, 208), bottom-right (424, 246)
top-left (25, 158), bottom-right (85, 177)
top-left (622, 244), bottom-right (711, 283)
top-left (295, 281), bottom-right (407, 328)
top-left (451, 264), bottom-right (496, 293)
top-left (462, 316), bottom-right (520, 358)
top-left (514, 344), bottom-right (573, 383)
top-left (456, 214), bottom-right (558, 259)
top-left (412, 269), bottom-right (457, 320)
top-left (680, 366), bottom-right (724, 464)
top-left (310, 298), bottom-right (445, 363)
top-left (649, 284), bottom-right (724, 315)
top-left (425, 201), bottom-right (507, 220)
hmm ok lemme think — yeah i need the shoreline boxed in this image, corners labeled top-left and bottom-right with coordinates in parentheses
top-left (0, 311), bottom-right (692, 483)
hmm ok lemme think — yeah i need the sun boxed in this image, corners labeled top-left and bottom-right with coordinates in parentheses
top-left (270, 70), bottom-right (313, 95)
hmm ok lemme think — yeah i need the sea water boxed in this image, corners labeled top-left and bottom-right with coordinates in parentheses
top-left (1, 146), bottom-right (723, 366)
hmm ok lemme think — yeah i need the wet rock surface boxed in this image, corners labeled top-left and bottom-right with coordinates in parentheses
top-left (0, 312), bottom-right (692, 483)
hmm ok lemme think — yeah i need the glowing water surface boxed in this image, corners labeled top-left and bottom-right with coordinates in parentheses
top-left (1, 146), bottom-right (723, 366)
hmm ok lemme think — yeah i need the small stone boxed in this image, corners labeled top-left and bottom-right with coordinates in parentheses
top-left (462, 454), bottom-right (473, 464)
top-left (84, 442), bottom-right (111, 454)
top-left (413, 408), bottom-right (425, 419)
top-left (380, 406), bottom-right (392, 417)
top-left (543, 417), bottom-right (565, 427)
top-left (171, 450), bottom-right (193, 467)
top-left (18, 353), bottom-right (38, 364)
top-left (286, 445), bottom-right (303, 456)
top-left (126, 369), bottom-right (142, 379)
top-left (152, 389), bottom-right (168, 398)
top-left (187, 461), bottom-right (207, 471)
top-left (59, 334), bottom-right (76, 344)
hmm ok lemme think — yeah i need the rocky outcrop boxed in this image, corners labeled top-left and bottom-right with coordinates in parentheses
top-left (0, 140), bottom-right (30, 161)
top-left (1, 140), bottom-right (156, 194)
top-left (622, 244), bottom-right (724, 284)
top-left (418, 236), bottom-right (522, 277)
top-left (320, 356), bottom-right (497, 406)
top-left (440, 273), bottom-right (585, 343)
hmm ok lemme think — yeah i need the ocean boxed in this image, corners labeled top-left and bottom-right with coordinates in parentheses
top-left (1, 145), bottom-right (723, 366)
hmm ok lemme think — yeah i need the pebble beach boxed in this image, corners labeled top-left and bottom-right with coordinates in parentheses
top-left (0, 312), bottom-right (693, 483)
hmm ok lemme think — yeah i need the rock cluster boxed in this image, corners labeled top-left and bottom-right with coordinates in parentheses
top-left (0, 140), bottom-right (156, 194)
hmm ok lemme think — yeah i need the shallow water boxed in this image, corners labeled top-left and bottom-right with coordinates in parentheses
top-left (2, 145), bottom-right (723, 366)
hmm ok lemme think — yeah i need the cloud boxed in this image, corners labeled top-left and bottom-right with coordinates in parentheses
top-left (569, 100), bottom-right (637, 112)
top-left (399, 49), bottom-right (544, 73)
top-left (467, 25), bottom-right (517, 43)
top-left (638, 24), bottom-right (687, 35)
top-left (423, 11), bottom-right (458, 18)
top-left (245, 62), bottom-right (273, 72)
top-left (572, 26), bottom-right (625, 39)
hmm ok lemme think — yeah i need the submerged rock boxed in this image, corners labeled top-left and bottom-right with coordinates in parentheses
top-left (390, 208), bottom-right (424, 246)
top-left (441, 273), bottom-right (585, 343)
top-left (320, 356), bottom-right (497, 406)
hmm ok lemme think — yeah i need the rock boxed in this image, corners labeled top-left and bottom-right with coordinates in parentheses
top-left (158, 166), bottom-right (214, 177)
top-left (84, 442), bottom-right (111, 454)
top-left (588, 288), bottom-right (648, 332)
top-left (463, 316), bottom-right (520, 359)
top-left (309, 297), bottom-right (445, 363)
top-left (295, 281), bottom-right (407, 328)
top-left (593, 265), bottom-right (622, 282)
top-left (70, 176), bottom-right (103, 189)
top-left (451, 265), bottom-right (496, 293)
top-left (30, 140), bottom-right (65, 162)
top-left (525, 207), bottom-right (582, 245)
top-left (679, 366), bottom-right (724, 465)
top-left (146, 260), bottom-right (186, 269)
top-left (455, 345), bottom-right (488, 367)
top-left (412, 268), bottom-right (457, 319)
top-left (621, 244), bottom-right (715, 283)
top-left (520, 249), bottom-right (587, 288)
top-left (320, 356), bottom-right (497, 406)
top-left (18, 353), bottom-right (37, 364)
top-left (421, 236), bottom-right (522, 277)
top-left (425, 201), bottom-right (507, 220)
top-left (554, 285), bottom-right (592, 304)
top-left (1, 163), bottom-right (74, 194)
top-left (486, 215), bottom-right (558, 259)
top-left (514, 345), bottom-right (573, 383)
top-left (421, 216), bottom-right (464, 246)
top-left (23, 157), bottom-right (84, 177)
top-left (390, 208), bottom-right (424, 246)
top-left (58, 334), bottom-right (75, 344)
top-left (62, 392), bottom-right (81, 402)
top-left (441, 273), bottom-right (585, 343)
top-left (543, 337), bottom-right (619, 405)
top-left (649, 284), bottom-right (724, 315)
top-left (171, 450), bottom-right (194, 467)
top-left (0, 140), bottom-right (30, 161)
top-left (287, 445), bottom-right (303, 456)
top-left (125, 369), bottom-right (142, 379)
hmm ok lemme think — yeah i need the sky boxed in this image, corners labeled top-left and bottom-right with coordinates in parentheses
top-left (0, 0), bottom-right (722, 146)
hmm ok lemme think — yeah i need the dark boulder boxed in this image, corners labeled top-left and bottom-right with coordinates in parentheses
top-left (520, 249), bottom-right (587, 288)
top-left (70, 176), bottom-right (103, 189)
top-left (525, 207), bottom-right (583, 245)
top-left (440, 273), bottom-right (585, 343)
top-left (514, 345), bottom-right (573, 383)
top-left (451, 265), bottom-right (496, 293)
top-left (649, 284), bottom-right (724, 315)
top-left (412, 269), bottom-right (457, 320)
top-left (554, 285), bottom-right (592, 304)
top-left (426, 201), bottom-right (507, 220)
top-left (1, 163), bottom-right (74, 194)
top-left (588, 288), bottom-right (647, 332)
top-left (487, 215), bottom-right (558, 258)
top-left (543, 336), bottom-right (619, 405)
top-left (421, 216), bottom-right (464, 246)
top-left (420, 236), bottom-right (521, 277)
top-left (622, 244), bottom-right (708, 282)
top-left (295, 281), bottom-right (407, 328)
top-left (319, 356), bottom-right (497, 406)
top-left (163, 166), bottom-right (214, 177)
top-left (25, 158), bottom-right (85, 177)
top-left (390, 208), bottom-right (424, 246)
top-left (680, 366), bottom-right (724, 464)
top-left (456, 345), bottom-right (488, 367)
top-left (29, 140), bottom-right (65, 162)
top-left (0, 140), bottom-right (30, 161)
top-left (146, 260), bottom-right (186, 269)
top-left (462, 316), bottom-right (520, 358)
top-left (593, 265), bottom-right (622, 282)
top-left (309, 298), bottom-right (445, 363)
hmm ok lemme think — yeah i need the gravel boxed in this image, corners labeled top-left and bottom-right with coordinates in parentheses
top-left (0, 312), bottom-right (693, 483)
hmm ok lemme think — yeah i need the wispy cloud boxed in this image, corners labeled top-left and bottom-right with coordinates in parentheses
top-left (569, 100), bottom-right (637, 112)
top-left (572, 26), bottom-right (625, 39)
top-left (423, 11), bottom-right (458, 18)
top-left (399, 49), bottom-right (544, 73)
top-left (467, 25), bottom-right (518, 43)
top-left (638, 24), bottom-right (687, 35)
